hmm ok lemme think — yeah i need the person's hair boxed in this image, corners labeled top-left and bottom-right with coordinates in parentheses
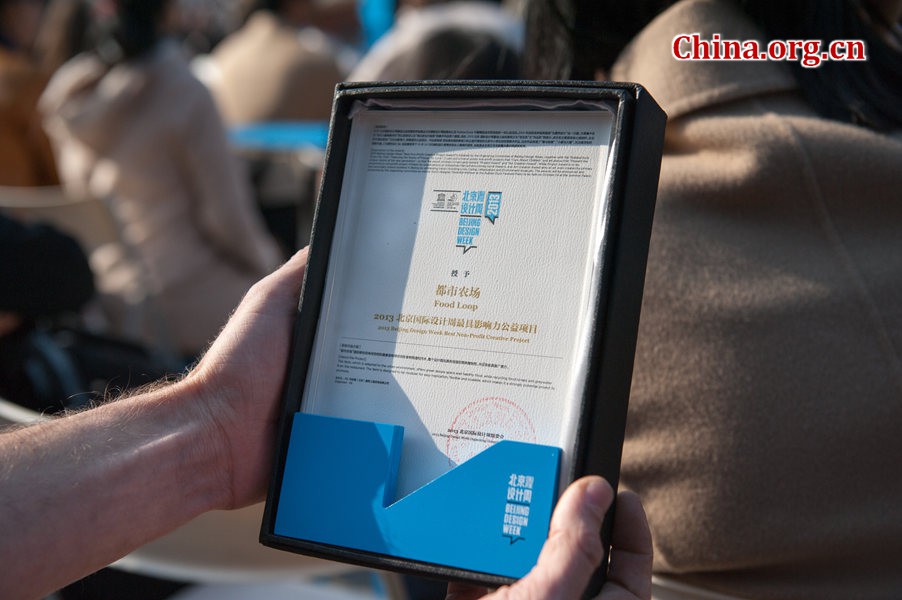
top-left (93, 0), bottom-right (171, 64)
top-left (33, 0), bottom-right (93, 72)
top-left (238, 0), bottom-right (307, 23)
top-left (379, 28), bottom-right (520, 80)
top-left (242, 0), bottom-right (282, 18)
top-left (0, 0), bottom-right (18, 50)
top-left (0, 0), bottom-right (48, 52)
top-left (740, 0), bottom-right (902, 130)
top-left (523, 0), bottom-right (674, 79)
top-left (524, 0), bottom-right (902, 130)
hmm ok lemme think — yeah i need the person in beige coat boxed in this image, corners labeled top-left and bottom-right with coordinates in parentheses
top-left (40, 0), bottom-right (283, 355)
top-left (207, 0), bottom-right (345, 125)
top-left (524, 0), bottom-right (902, 598)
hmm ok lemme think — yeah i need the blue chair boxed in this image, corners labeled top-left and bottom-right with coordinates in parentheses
top-left (229, 122), bottom-right (331, 251)
top-left (358, 0), bottom-right (396, 49)
top-left (228, 121), bottom-right (330, 153)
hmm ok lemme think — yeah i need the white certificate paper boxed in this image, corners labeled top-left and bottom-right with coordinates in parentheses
top-left (302, 106), bottom-right (614, 498)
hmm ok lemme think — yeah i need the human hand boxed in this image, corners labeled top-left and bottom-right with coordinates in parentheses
top-left (446, 476), bottom-right (652, 600)
top-left (186, 247), bottom-right (309, 509)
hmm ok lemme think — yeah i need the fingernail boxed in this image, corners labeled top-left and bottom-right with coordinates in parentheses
top-left (584, 477), bottom-right (613, 521)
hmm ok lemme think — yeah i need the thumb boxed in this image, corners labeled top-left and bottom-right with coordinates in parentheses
top-left (508, 476), bottom-right (613, 599)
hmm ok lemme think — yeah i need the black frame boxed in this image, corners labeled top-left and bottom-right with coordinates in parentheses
top-left (260, 80), bottom-right (665, 594)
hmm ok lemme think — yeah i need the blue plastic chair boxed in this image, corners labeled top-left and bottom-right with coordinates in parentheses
top-left (228, 121), bottom-right (330, 152)
top-left (358, 0), bottom-right (396, 48)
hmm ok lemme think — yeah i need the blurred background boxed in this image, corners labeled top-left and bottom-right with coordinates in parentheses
top-left (0, 0), bottom-right (528, 598)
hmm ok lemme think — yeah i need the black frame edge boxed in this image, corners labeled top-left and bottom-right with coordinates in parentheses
top-left (576, 85), bottom-right (665, 597)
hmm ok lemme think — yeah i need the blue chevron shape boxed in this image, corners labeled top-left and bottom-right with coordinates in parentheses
top-left (275, 412), bottom-right (561, 578)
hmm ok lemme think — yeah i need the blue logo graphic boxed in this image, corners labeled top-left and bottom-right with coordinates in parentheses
top-left (485, 192), bottom-right (502, 224)
top-left (456, 190), bottom-right (502, 253)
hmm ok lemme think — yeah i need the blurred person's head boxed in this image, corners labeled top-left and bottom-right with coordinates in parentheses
top-left (379, 27), bottom-right (519, 79)
top-left (738, 0), bottom-right (902, 130)
top-left (0, 0), bottom-right (47, 52)
top-left (241, 0), bottom-right (313, 25)
top-left (524, 0), bottom-right (901, 130)
top-left (522, 0), bottom-right (675, 79)
top-left (91, 0), bottom-right (176, 64)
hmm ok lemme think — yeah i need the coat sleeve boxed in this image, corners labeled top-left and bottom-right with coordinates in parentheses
top-left (178, 84), bottom-right (284, 277)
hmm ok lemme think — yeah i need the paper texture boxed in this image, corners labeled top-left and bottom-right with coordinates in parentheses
top-left (302, 107), bottom-right (613, 498)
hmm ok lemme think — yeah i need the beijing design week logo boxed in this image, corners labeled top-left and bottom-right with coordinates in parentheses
top-left (428, 189), bottom-right (503, 254)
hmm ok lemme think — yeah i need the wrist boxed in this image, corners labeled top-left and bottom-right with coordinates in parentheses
top-left (183, 352), bottom-right (284, 510)
top-left (162, 375), bottom-right (236, 511)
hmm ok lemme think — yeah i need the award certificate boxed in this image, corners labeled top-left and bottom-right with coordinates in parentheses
top-left (301, 104), bottom-right (614, 498)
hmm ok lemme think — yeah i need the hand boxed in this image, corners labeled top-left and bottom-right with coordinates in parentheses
top-left (446, 476), bottom-right (652, 600)
top-left (186, 247), bottom-right (309, 509)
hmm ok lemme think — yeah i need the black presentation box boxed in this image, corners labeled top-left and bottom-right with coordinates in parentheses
top-left (261, 81), bottom-right (665, 593)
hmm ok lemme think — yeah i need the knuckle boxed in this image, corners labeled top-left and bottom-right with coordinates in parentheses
top-left (558, 524), bottom-right (604, 570)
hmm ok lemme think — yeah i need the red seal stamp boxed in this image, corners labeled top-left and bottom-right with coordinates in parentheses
top-left (445, 397), bottom-right (536, 464)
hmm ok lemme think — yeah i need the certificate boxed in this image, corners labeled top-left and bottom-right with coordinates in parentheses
top-left (302, 106), bottom-right (614, 498)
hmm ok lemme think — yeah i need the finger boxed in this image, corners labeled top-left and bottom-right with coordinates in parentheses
top-left (250, 246), bottom-right (310, 308)
top-left (512, 476), bottom-right (613, 599)
top-left (605, 490), bottom-right (653, 600)
top-left (445, 583), bottom-right (494, 600)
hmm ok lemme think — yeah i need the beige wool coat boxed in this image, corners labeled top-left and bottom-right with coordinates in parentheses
top-left (611, 1), bottom-right (902, 598)
top-left (41, 42), bottom-right (283, 354)
top-left (209, 11), bottom-right (343, 125)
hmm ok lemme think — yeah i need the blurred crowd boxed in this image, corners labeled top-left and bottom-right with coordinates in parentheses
top-left (0, 0), bottom-right (524, 412)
